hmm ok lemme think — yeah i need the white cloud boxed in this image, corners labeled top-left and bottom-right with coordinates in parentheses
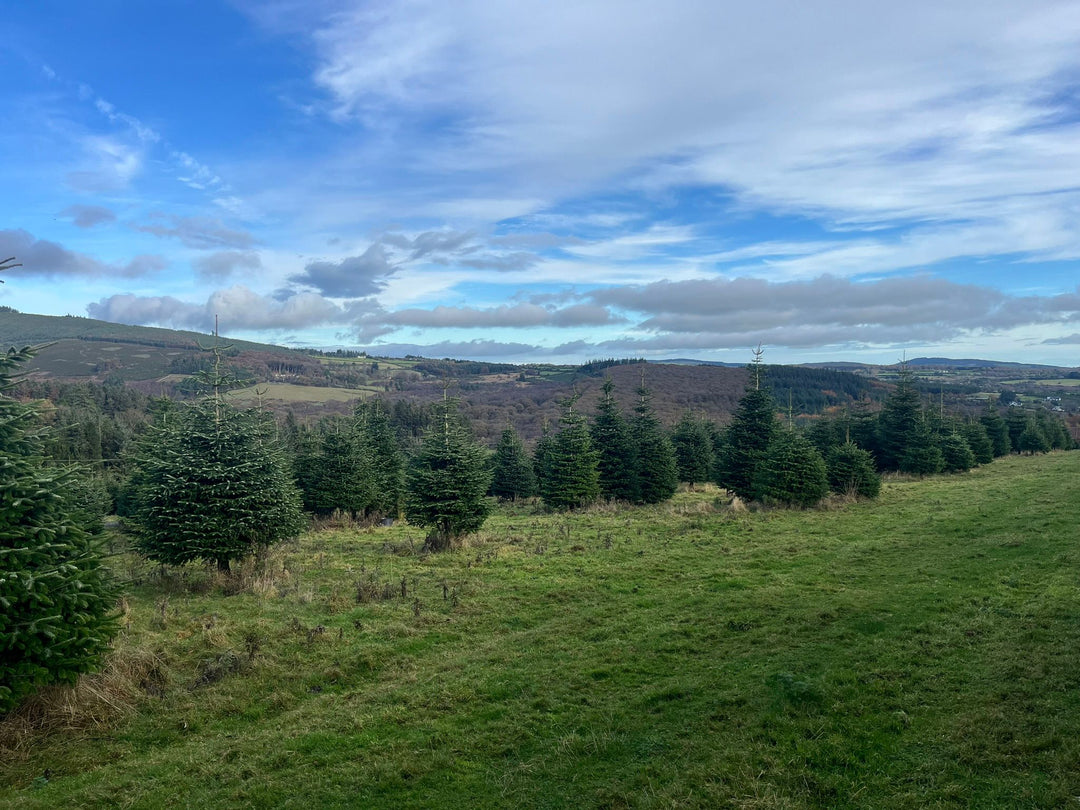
top-left (0, 229), bottom-right (165, 279)
top-left (88, 285), bottom-right (352, 332)
top-left (271, 0), bottom-right (1080, 278)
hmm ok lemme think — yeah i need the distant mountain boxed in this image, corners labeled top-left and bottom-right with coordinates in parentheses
top-left (904, 357), bottom-right (1068, 370)
top-left (656, 358), bottom-right (747, 368)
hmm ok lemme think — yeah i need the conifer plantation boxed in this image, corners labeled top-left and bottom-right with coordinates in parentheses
top-left (2, 337), bottom-right (1078, 809)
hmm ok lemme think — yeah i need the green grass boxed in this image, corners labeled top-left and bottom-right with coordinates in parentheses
top-left (3, 453), bottom-right (1079, 808)
top-left (229, 383), bottom-right (377, 404)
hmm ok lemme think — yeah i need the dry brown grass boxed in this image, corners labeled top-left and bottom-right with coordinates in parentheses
top-left (0, 643), bottom-right (169, 759)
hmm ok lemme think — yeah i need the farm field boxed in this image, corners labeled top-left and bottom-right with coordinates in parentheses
top-left (228, 383), bottom-right (377, 405)
top-left (2, 453), bottom-right (1079, 808)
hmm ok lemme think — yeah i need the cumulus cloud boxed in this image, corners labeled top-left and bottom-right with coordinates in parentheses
top-left (291, 243), bottom-right (397, 296)
top-left (87, 285), bottom-right (354, 332)
top-left (353, 339), bottom-right (540, 359)
top-left (588, 275), bottom-right (1080, 349)
top-left (0, 229), bottom-right (165, 278)
top-left (385, 302), bottom-right (620, 329)
top-left (87, 294), bottom-right (202, 328)
top-left (60, 204), bottom-right (117, 228)
top-left (194, 251), bottom-right (263, 280)
top-left (135, 215), bottom-right (255, 249)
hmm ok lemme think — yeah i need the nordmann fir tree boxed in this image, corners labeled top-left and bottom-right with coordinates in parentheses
top-left (541, 392), bottom-right (601, 510)
top-left (630, 371), bottom-right (678, 504)
top-left (354, 399), bottom-right (404, 518)
top-left (716, 346), bottom-right (778, 500)
top-left (404, 390), bottom-right (492, 550)
top-left (671, 411), bottom-right (714, 488)
top-left (589, 378), bottom-right (638, 502)
top-left (129, 347), bottom-right (304, 573)
top-left (1, 344), bottom-right (118, 713)
top-left (752, 427), bottom-right (829, 508)
top-left (490, 425), bottom-right (537, 501)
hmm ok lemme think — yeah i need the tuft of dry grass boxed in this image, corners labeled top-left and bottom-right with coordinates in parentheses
top-left (0, 644), bottom-right (168, 758)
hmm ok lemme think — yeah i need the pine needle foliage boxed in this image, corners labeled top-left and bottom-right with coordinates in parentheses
top-left (1, 346), bottom-right (117, 713)
top-left (631, 380), bottom-right (678, 504)
top-left (940, 432), bottom-right (976, 473)
top-left (1017, 420), bottom-right (1051, 454)
top-left (589, 379), bottom-right (638, 502)
top-left (541, 394), bottom-right (601, 510)
top-left (671, 411), bottom-right (715, 486)
top-left (490, 426), bottom-right (536, 501)
top-left (979, 407), bottom-right (1011, 457)
top-left (531, 424), bottom-right (556, 498)
top-left (877, 363), bottom-right (927, 471)
top-left (752, 428), bottom-right (829, 508)
top-left (717, 349), bottom-right (778, 499)
top-left (898, 420), bottom-right (944, 476)
top-left (129, 350), bottom-right (304, 572)
top-left (404, 394), bottom-right (492, 550)
top-left (825, 441), bottom-right (881, 498)
top-left (354, 399), bottom-right (404, 517)
top-left (962, 421), bottom-right (995, 465)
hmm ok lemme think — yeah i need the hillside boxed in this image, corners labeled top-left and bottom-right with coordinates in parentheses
top-left (5, 310), bottom-right (1075, 442)
top-left (2, 453), bottom-right (1078, 808)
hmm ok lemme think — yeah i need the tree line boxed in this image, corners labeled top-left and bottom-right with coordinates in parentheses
top-left (3, 339), bottom-right (1074, 715)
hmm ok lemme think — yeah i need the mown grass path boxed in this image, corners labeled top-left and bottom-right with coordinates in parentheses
top-left (3, 453), bottom-right (1078, 808)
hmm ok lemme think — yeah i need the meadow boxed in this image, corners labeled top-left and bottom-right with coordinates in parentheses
top-left (2, 453), bottom-right (1078, 808)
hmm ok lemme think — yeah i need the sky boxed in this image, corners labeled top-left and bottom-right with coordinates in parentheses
top-left (3, 0), bottom-right (1080, 366)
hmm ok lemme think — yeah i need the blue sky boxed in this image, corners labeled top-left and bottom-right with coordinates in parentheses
top-left (3, 0), bottom-right (1080, 365)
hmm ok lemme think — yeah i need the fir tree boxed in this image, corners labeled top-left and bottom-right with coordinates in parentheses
top-left (940, 432), bottom-right (975, 473)
top-left (826, 441), bottom-right (881, 498)
top-left (1, 346), bottom-right (118, 713)
top-left (962, 421), bottom-right (995, 466)
top-left (1017, 419), bottom-right (1051, 454)
top-left (877, 363), bottom-right (926, 471)
top-left (979, 407), bottom-right (1011, 457)
top-left (898, 419), bottom-right (944, 476)
top-left (752, 428), bottom-right (829, 508)
top-left (490, 425), bottom-right (537, 500)
top-left (630, 377), bottom-right (678, 504)
top-left (671, 412), bottom-right (714, 488)
top-left (305, 420), bottom-right (374, 515)
top-left (541, 394), bottom-right (601, 510)
top-left (129, 350), bottom-right (304, 572)
top-left (404, 394), bottom-right (492, 550)
top-left (717, 348), bottom-right (778, 500)
top-left (355, 399), bottom-right (404, 517)
top-left (1005, 408), bottom-right (1030, 453)
top-left (532, 422), bottom-right (556, 498)
top-left (589, 379), bottom-right (638, 501)
top-left (1034, 410), bottom-right (1071, 450)
top-left (806, 416), bottom-right (846, 457)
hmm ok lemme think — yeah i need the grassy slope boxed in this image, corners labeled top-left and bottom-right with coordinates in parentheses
top-left (0, 312), bottom-right (283, 353)
top-left (3, 453), bottom-right (1079, 808)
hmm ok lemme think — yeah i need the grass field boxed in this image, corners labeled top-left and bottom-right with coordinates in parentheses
top-left (228, 383), bottom-right (377, 405)
top-left (2, 453), bottom-right (1079, 808)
